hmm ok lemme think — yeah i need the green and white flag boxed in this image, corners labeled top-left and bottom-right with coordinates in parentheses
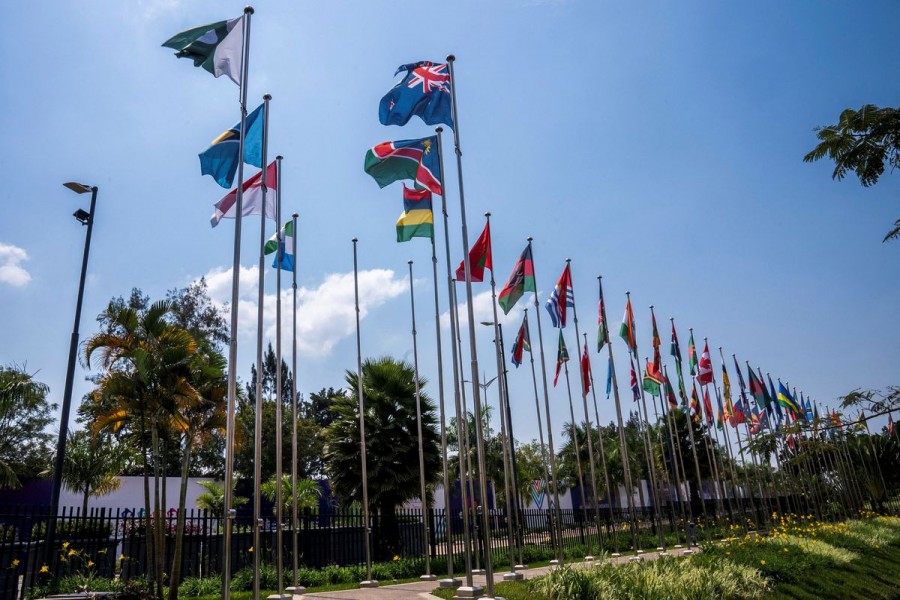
top-left (264, 220), bottom-right (295, 272)
top-left (162, 16), bottom-right (244, 85)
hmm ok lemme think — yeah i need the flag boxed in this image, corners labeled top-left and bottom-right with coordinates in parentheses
top-left (664, 376), bottom-right (678, 410)
top-left (670, 322), bottom-right (683, 365)
top-left (650, 311), bottom-right (662, 370)
top-left (511, 316), bottom-right (530, 368)
top-left (498, 245), bottom-right (536, 315)
top-left (162, 15), bottom-right (244, 85)
top-left (263, 219), bottom-right (296, 271)
top-left (198, 102), bottom-right (265, 189)
top-left (210, 161), bottom-right (277, 227)
top-left (379, 61), bottom-right (454, 129)
top-left (758, 369), bottom-right (775, 411)
top-left (888, 414), bottom-right (895, 439)
top-left (546, 264), bottom-right (574, 328)
top-left (721, 364), bottom-right (732, 406)
top-left (396, 186), bottom-right (433, 242)
top-left (456, 221), bottom-right (492, 282)
top-left (605, 358), bottom-right (612, 398)
top-left (768, 373), bottom-right (783, 423)
top-left (690, 383), bottom-right (701, 423)
top-left (777, 381), bottom-right (801, 416)
top-left (716, 390), bottom-right (726, 430)
top-left (802, 393), bottom-right (814, 421)
top-left (630, 360), bottom-right (641, 401)
top-left (747, 367), bottom-right (767, 406)
top-left (553, 331), bottom-right (569, 387)
top-left (597, 296), bottom-right (608, 352)
top-left (364, 136), bottom-right (442, 195)
top-left (733, 355), bottom-right (748, 402)
top-left (580, 342), bottom-right (591, 398)
top-left (642, 360), bottom-right (663, 396)
top-left (688, 332), bottom-right (697, 376)
top-left (697, 342), bottom-right (713, 385)
top-left (619, 297), bottom-right (637, 356)
top-left (702, 387), bottom-right (714, 426)
top-left (731, 397), bottom-right (746, 427)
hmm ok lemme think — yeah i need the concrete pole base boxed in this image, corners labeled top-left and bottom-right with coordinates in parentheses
top-left (549, 559), bottom-right (560, 566)
top-left (674, 544), bottom-right (683, 548)
top-left (285, 586), bottom-right (306, 599)
top-left (514, 564), bottom-right (528, 570)
top-left (266, 594), bottom-right (291, 600)
top-left (420, 574), bottom-right (438, 581)
top-left (584, 555), bottom-right (595, 561)
top-left (359, 580), bottom-right (380, 588)
top-left (502, 571), bottom-right (523, 581)
top-left (453, 584), bottom-right (484, 599)
top-left (636, 549), bottom-right (645, 554)
top-left (611, 552), bottom-right (621, 557)
top-left (439, 577), bottom-right (463, 589)
top-left (472, 568), bottom-right (486, 575)
top-left (683, 549), bottom-right (694, 555)
top-left (656, 547), bottom-right (665, 551)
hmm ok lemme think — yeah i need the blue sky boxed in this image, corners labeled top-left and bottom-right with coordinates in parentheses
top-left (1, 0), bottom-right (898, 451)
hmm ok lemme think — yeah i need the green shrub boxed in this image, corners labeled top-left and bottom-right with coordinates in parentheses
top-left (179, 575), bottom-right (222, 597)
top-left (31, 519), bottom-right (113, 540)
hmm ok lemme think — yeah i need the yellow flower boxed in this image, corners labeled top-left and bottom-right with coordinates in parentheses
top-left (119, 554), bottom-right (126, 561)
top-left (11, 559), bottom-right (20, 568)
top-left (40, 565), bottom-right (49, 574)
top-left (62, 542), bottom-right (69, 549)
top-left (783, 548), bottom-right (789, 553)
top-left (248, 546), bottom-right (254, 553)
top-left (68, 549), bottom-right (76, 556)
top-left (86, 560), bottom-right (95, 568)
top-left (393, 555), bottom-right (400, 562)
top-left (760, 560), bottom-right (766, 565)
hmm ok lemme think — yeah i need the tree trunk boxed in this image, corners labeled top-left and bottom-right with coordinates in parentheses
top-left (152, 421), bottom-right (165, 600)
top-left (376, 503), bottom-right (401, 562)
top-left (168, 432), bottom-right (194, 600)
top-left (141, 417), bottom-right (156, 597)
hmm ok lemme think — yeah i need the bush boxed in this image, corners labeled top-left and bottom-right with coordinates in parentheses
top-left (0, 522), bottom-right (19, 543)
top-left (179, 575), bottom-right (222, 597)
top-left (31, 519), bottom-right (113, 540)
top-left (230, 562), bottom-right (277, 592)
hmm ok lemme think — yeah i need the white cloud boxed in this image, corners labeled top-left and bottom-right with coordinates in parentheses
top-left (440, 289), bottom-right (525, 332)
top-left (0, 243), bottom-right (31, 287)
top-left (202, 266), bottom-right (408, 357)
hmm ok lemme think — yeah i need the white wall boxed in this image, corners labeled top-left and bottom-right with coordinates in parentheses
top-left (59, 476), bottom-right (214, 514)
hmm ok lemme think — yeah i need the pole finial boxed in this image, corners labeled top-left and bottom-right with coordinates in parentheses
top-left (244, 5), bottom-right (254, 14)
top-left (446, 54), bottom-right (456, 62)
top-left (408, 260), bottom-right (413, 265)
top-left (352, 237), bottom-right (358, 243)
top-left (436, 126), bottom-right (443, 133)
top-left (597, 275), bottom-right (602, 280)
top-left (527, 236), bottom-right (533, 242)
top-left (704, 336), bottom-right (708, 342)
top-left (566, 257), bottom-right (571, 263)
top-left (669, 317), bottom-right (674, 322)
top-left (276, 155), bottom-right (283, 160)
top-left (292, 212), bottom-right (298, 218)
top-left (485, 211), bottom-right (491, 218)
top-left (625, 290), bottom-right (630, 297)
top-left (649, 304), bottom-right (653, 309)
top-left (264, 93), bottom-right (272, 101)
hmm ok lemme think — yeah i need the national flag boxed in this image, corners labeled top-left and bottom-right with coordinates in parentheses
top-left (162, 16), bottom-right (244, 85)
top-left (630, 360), bottom-right (641, 401)
top-left (721, 364), bottom-right (732, 406)
top-left (731, 397), bottom-right (746, 427)
top-left (619, 297), bottom-right (637, 356)
top-left (546, 264), bottom-right (574, 328)
top-left (758, 368), bottom-right (775, 411)
top-left (690, 383), bottom-right (701, 423)
top-left (733, 355), bottom-right (748, 403)
top-left (364, 136), bottom-right (442, 195)
top-left (498, 245), bottom-right (536, 315)
top-left (702, 387), bottom-right (714, 426)
top-left (597, 296), bottom-right (608, 353)
top-left (688, 332), bottom-right (697, 376)
top-left (888, 414), bottom-right (895, 439)
top-left (263, 219), bottom-right (296, 272)
top-left (664, 376), bottom-right (678, 410)
top-left (553, 331), bottom-right (569, 387)
top-left (670, 321), bottom-right (683, 365)
top-left (767, 373), bottom-right (783, 423)
top-left (777, 381), bottom-right (801, 416)
top-left (642, 360), bottom-right (663, 396)
top-left (676, 369), bottom-right (688, 408)
top-left (198, 102), bottom-right (265, 189)
top-left (696, 342), bottom-right (713, 386)
top-left (396, 186), bottom-right (434, 242)
top-left (650, 311), bottom-right (662, 370)
top-left (379, 61), bottom-right (454, 129)
top-left (749, 403), bottom-right (762, 435)
top-left (210, 160), bottom-right (277, 227)
top-left (747, 367), bottom-right (767, 406)
top-left (456, 221), bottom-right (492, 282)
top-left (580, 342), bottom-right (591, 398)
top-left (605, 358), bottom-right (613, 399)
top-left (511, 315), bottom-right (530, 368)
top-left (802, 393), bottom-right (814, 421)
top-left (715, 391), bottom-right (726, 430)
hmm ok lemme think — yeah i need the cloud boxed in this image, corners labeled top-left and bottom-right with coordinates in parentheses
top-left (440, 289), bottom-right (525, 331)
top-left (0, 243), bottom-right (31, 287)
top-left (203, 266), bottom-right (408, 357)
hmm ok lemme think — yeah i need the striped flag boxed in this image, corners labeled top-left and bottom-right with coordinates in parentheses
top-left (263, 219), bottom-right (296, 271)
top-left (511, 315), bottom-right (530, 368)
top-left (619, 297), bottom-right (637, 356)
top-left (546, 264), bottom-right (574, 328)
top-left (553, 331), bottom-right (569, 387)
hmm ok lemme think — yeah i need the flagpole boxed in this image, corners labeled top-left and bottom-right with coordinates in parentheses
top-left (287, 211), bottom-right (304, 597)
top-left (585, 332), bottom-right (619, 554)
top-left (222, 8), bottom-right (253, 599)
top-left (561, 339), bottom-right (590, 556)
top-left (662, 364), bottom-right (694, 543)
top-left (445, 54), bottom-right (496, 598)
top-left (600, 279), bottom-right (639, 552)
top-left (634, 354), bottom-right (665, 550)
top-left (270, 155), bottom-right (288, 600)
top-left (482, 213), bottom-right (523, 581)
top-left (567, 260), bottom-right (605, 557)
top-left (528, 238), bottom-right (565, 564)
top-left (252, 92), bottom-right (272, 600)
top-left (671, 320), bottom-right (707, 541)
top-left (353, 239), bottom-right (378, 589)
top-left (524, 309), bottom-right (558, 554)
top-left (434, 127), bottom-right (471, 589)
top-left (406, 260), bottom-right (436, 581)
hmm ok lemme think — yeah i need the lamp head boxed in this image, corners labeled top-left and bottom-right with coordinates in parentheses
top-left (73, 209), bottom-right (91, 225)
top-left (63, 182), bottom-right (92, 194)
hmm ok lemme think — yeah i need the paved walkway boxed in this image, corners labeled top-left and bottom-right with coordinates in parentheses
top-left (299, 546), bottom-right (697, 599)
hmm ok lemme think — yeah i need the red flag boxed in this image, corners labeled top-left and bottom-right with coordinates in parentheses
top-left (696, 342), bottom-right (713, 385)
top-left (703, 388), bottom-right (714, 426)
top-left (455, 220), bottom-right (492, 282)
top-left (580, 342), bottom-right (591, 398)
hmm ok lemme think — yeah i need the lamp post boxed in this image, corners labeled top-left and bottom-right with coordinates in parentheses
top-left (45, 182), bottom-right (98, 562)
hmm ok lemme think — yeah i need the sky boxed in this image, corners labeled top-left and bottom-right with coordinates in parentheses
top-left (1, 0), bottom-right (898, 455)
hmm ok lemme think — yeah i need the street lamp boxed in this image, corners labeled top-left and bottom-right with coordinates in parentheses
top-left (46, 182), bottom-right (98, 562)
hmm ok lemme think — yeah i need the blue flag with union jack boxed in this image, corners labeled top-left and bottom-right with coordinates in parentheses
top-left (379, 61), bottom-right (454, 129)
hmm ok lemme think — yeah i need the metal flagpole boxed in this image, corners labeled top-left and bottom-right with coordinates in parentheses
top-left (407, 261), bottom-right (436, 582)
top-left (434, 127), bottom-right (471, 589)
top-left (483, 215), bottom-right (522, 581)
top-left (528, 238), bottom-right (565, 564)
top-left (635, 354), bottom-right (665, 551)
top-left (568, 260), bottom-right (605, 558)
top-left (497, 323), bottom-right (527, 569)
top-left (252, 91), bottom-right (271, 600)
top-left (222, 8), bottom-right (253, 599)
top-left (561, 339), bottom-right (590, 556)
top-left (662, 365), bottom-right (693, 543)
top-left (586, 333), bottom-right (619, 554)
top-left (601, 279), bottom-right (640, 552)
top-left (287, 212), bottom-right (304, 597)
top-left (353, 239), bottom-right (378, 588)
top-left (270, 155), bottom-right (288, 600)
top-left (445, 54), bottom-right (496, 598)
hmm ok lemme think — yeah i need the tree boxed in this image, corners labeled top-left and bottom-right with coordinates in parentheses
top-left (261, 475), bottom-right (322, 517)
top-left (195, 480), bottom-right (248, 519)
top-left (323, 357), bottom-right (441, 560)
top-left (61, 429), bottom-right (133, 514)
top-left (0, 365), bottom-right (54, 489)
top-left (804, 104), bottom-right (900, 241)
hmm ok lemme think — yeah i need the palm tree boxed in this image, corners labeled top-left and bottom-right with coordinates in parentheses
top-left (195, 480), bottom-right (248, 519)
top-left (0, 365), bottom-right (52, 489)
top-left (323, 356), bottom-right (441, 560)
top-left (60, 429), bottom-right (133, 514)
top-left (261, 476), bottom-right (321, 516)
